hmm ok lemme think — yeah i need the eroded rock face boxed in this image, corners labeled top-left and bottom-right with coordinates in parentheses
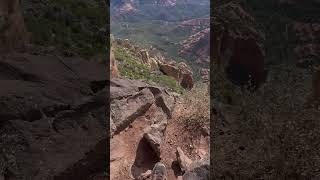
top-left (159, 62), bottom-right (194, 90)
top-left (0, 0), bottom-right (27, 51)
top-left (179, 28), bottom-right (210, 64)
top-left (0, 53), bottom-right (107, 179)
top-left (110, 78), bottom-right (176, 136)
top-left (113, 38), bottom-right (194, 90)
top-left (212, 2), bottom-right (268, 88)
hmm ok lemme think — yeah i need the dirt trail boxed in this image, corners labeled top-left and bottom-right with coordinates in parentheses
top-left (110, 101), bottom-right (209, 180)
top-left (110, 116), bottom-right (159, 179)
top-left (161, 102), bottom-right (210, 179)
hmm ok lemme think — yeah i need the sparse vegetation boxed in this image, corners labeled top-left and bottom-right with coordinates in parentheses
top-left (114, 46), bottom-right (184, 93)
top-left (180, 82), bottom-right (209, 128)
top-left (111, 4), bottom-right (210, 80)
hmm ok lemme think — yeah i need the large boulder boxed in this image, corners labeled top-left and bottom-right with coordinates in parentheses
top-left (159, 62), bottom-right (194, 90)
top-left (143, 122), bottom-right (167, 158)
top-left (0, 53), bottom-right (107, 179)
top-left (176, 147), bottom-right (193, 173)
top-left (0, 0), bottom-right (27, 51)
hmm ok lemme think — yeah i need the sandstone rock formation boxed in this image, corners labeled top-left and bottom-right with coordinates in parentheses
top-left (140, 49), bottom-right (159, 70)
top-left (179, 28), bottom-right (210, 64)
top-left (110, 78), bottom-right (175, 136)
top-left (212, 2), bottom-right (268, 88)
top-left (0, 0), bottom-right (27, 51)
top-left (113, 38), bottom-right (194, 90)
top-left (113, 39), bottom-right (160, 71)
top-left (0, 53), bottom-right (107, 179)
top-left (159, 62), bottom-right (194, 90)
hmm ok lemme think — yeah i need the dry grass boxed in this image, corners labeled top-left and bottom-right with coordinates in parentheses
top-left (179, 82), bottom-right (210, 130)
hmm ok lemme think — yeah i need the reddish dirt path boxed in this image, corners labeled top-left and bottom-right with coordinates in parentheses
top-left (110, 116), bottom-right (159, 180)
top-left (110, 102), bottom-right (209, 180)
top-left (161, 102), bottom-right (210, 180)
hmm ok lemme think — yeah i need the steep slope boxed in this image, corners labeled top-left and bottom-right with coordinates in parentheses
top-left (111, 0), bottom-right (210, 80)
top-left (110, 78), bottom-right (210, 180)
top-left (112, 38), bottom-right (195, 90)
top-left (110, 37), bottom-right (210, 179)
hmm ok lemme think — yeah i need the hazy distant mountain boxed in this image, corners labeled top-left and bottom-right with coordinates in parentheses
top-left (111, 0), bottom-right (210, 78)
top-left (111, 0), bottom-right (209, 21)
top-left (111, 0), bottom-right (209, 8)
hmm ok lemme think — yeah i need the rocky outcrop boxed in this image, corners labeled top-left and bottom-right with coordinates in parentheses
top-left (174, 17), bottom-right (209, 35)
top-left (0, 53), bottom-right (107, 179)
top-left (110, 78), bottom-right (176, 179)
top-left (113, 38), bottom-right (160, 70)
top-left (200, 68), bottom-right (209, 82)
top-left (212, 2), bottom-right (268, 88)
top-left (0, 0), bottom-right (27, 51)
top-left (179, 18), bottom-right (210, 29)
top-left (110, 78), bottom-right (176, 136)
top-left (159, 62), bottom-right (194, 90)
top-left (140, 49), bottom-right (159, 70)
top-left (114, 38), bottom-right (194, 90)
top-left (143, 122), bottom-right (167, 158)
top-left (179, 28), bottom-right (210, 64)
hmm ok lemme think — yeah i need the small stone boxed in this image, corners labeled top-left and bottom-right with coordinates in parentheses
top-left (138, 170), bottom-right (152, 180)
top-left (176, 147), bottom-right (192, 172)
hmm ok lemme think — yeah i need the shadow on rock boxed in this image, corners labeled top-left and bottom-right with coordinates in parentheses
top-left (131, 137), bottom-right (160, 179)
